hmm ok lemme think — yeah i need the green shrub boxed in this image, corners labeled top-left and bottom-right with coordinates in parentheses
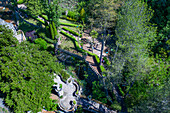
top-left (100, 65), bottom-right (106, 72)
top-left (62, 27), bottom-right (82, 37)
top-left (66, 17), bottom-right (77, 22)
top-left (67, 11), bottom-right (79, 20)
top-left (45, 99), bottom-right (58, 111)
top-left (52, 21), bottom-right (58, 38)
top-left (60, 70), bottom-right (70, 82)
top-left (42, 36), bottom-right (55, 44)
top-left (117, 84), bottom-right (125, 96)
top-left (76, 91), bottom-right (79, 95)
top-left (111, 101), bottom-right (121, 111)
top-left (103, 56), bottom-right (111, 66)
top-left (94, 55), bottom-right (100, 64)
top-left (80, 8), bottom-right (85, 21)
top-left (34, 38), bottom-right (47, 50)
top-left (73, 100), bottom-right (76, 105)
top-left (17, 0), bottom-right (24, 4)
top-left (59, 84), bottom-right (62, 88)
top-left (49, 23), bottom-right (54, 40)
top-left (60, 22), bottom-right (81, 27)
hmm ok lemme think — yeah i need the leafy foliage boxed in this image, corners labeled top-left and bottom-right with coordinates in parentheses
top-left (0, 42), bottom-right (63, 112)
top-left (90, 29), bottom-right (98, 43)
top-left (147, 0), bottom-right (170, 58)
top-left (67, 11), bottom-right (79, 21)
top-left (92, 81), bottom-right (107, 104)
top-left (34, 38), bottom-right (47, 50)
top-left (49, 23), bottom-right (54, 40)
top-left (0, 25), bottom-right (18, 49)
top-left (106, 0), bottom-right (157, 112)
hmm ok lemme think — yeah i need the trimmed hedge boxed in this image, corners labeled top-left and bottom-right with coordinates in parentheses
top-left (40, 15), bottom-right (79, 27)
top-left (42, 36), bottom-right (55, 44)
top-left (100, 65), bottom-right (106, 72)
top-left (60, 22), bottom-right (82, 28)
top-left (45, 22), bottom-right (50, 38)
top-left (49, 23), bottom-right (54, 40)
top-left (40, 15), bottom-right (48, 21)
top-left (17, 0), bottom-right (24, 4)
top-left (52, 21), bottom-right (58, 38)
top-left (62, 27), bottom-right (82, 37)
top-left (61, 15), bottom-right (77, 22)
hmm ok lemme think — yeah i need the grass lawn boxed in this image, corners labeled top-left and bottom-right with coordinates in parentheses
top-left (25, 18), bottom-right (38, 25)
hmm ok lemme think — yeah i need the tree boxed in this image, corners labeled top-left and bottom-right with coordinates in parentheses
top-left (105, 0), bottom-right (157, 112)
top-left (59, 0), bottom-right (78, 16)
top-left (87, 0), bottom-right (122, 31)
top-left (0, 41), bottom-right (63, 112)
top-left (146, 0), bottom-right (170, 58)
top-left (130, 57), bottom-right (170, 113)
top-left (0, 25), bottom-right (18, 49)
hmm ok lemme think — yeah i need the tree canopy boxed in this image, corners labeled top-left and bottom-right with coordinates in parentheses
top-left (0, 41), bottom-right (63, 112)
top-left (0, 25), bottom-right (18, 49)
top-left (105, 0), bottom-right (159, 112)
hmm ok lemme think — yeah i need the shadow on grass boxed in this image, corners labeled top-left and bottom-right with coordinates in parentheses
top-left (18, 21), bottom-right (37, 33)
